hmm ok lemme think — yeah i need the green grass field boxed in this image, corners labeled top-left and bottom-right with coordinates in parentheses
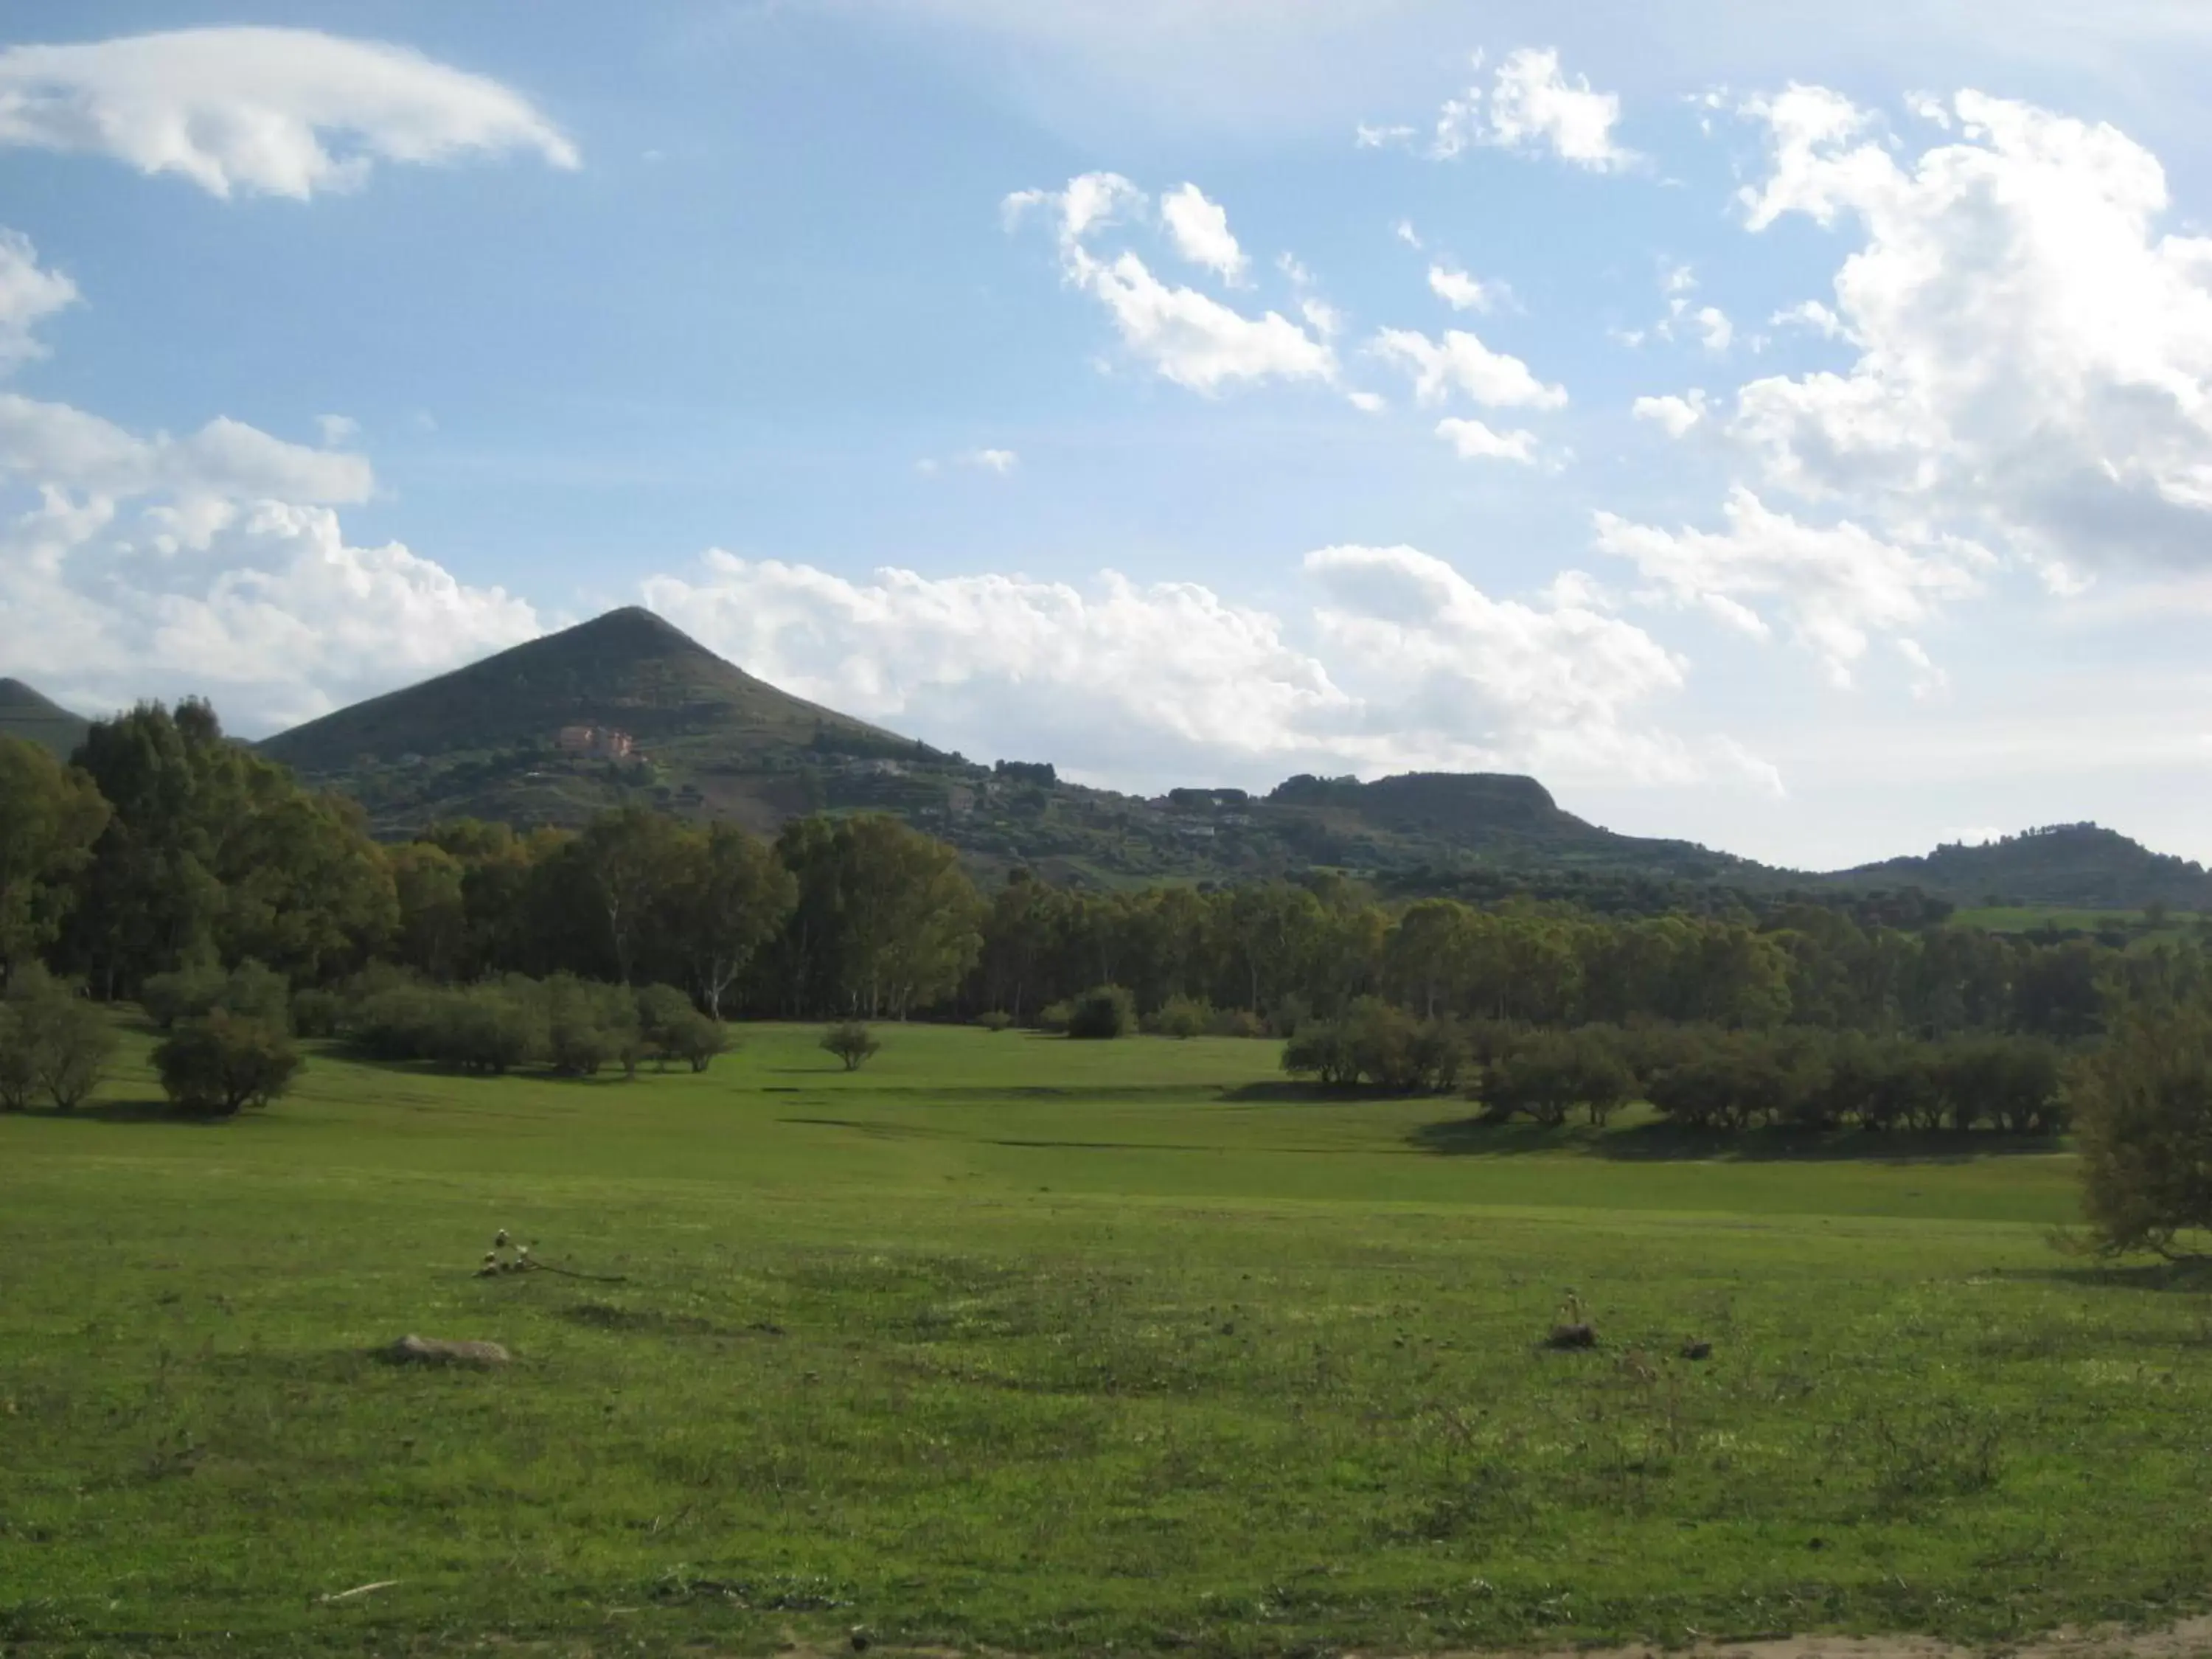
top-left (3, 1020), bottom-right (2208, 1657)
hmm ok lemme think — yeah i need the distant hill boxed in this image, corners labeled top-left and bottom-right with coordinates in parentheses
top-left (1826, 824), bottom-right (2212, 911)
top-left (0, 678), bottom-right (91, 759)
top-left (260, 608), bottom-right (925, 835)
top-left (251, 608), bottom-right (2212, 908)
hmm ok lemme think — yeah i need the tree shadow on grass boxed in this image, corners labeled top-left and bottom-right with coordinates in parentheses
top-left (24, 1096), bottom-right (208, 1126)
top-left (1408, 1114), bottom-right (2067, 1166)
top-left (1988, 1258), bottom-right (2212, 1293)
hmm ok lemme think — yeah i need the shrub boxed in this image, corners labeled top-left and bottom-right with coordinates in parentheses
top-left (140, 963), bottom-right (228, 1029)
top-left (1, 969), bottom-right (114, 1111)
top-left (289, 987), bottom-right (345, 1038)
top-left (1208, 1007), bottom-right (1267, 1040)
top-left (974, 1010), bottom-right (1016, 1033)
top-left (2071, 1009), bottom-right (2212, 1256)
top-left (1067, 984), bottom-right (1138, 1040)
top-left (543, 974), bottom-right (640, 1077)
top-left (822, 1021), bottom-right (880, 1071)
top-left (434, 987), bottom-right (543, 1074)
top-left (218, 961), bottom-right (293, 1030)
top-left (154, 1015), bottom-right (302, 1117)
top-left (1034, 1000), bottom-right (1074, 1035)
top-left (1485, 1029), bottom-right (1635, 1127)
top-left (665, 1012), bottom-right (729, 1073)
top-left (635, 984), bottom-right (700, 1069)
top-left (1282, 1018), bottom-right (1359, 1086)
top-left (1147, 994), bottom-right (1211, 1040)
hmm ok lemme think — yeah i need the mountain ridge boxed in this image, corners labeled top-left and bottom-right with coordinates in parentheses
top-left (0, 678), bottom-right (93, 760)
top-left (60, 608), bottom-right (2212, 910)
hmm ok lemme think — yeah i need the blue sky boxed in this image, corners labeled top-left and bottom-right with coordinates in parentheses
top-left (4, 1), bottom-right (2212, 871)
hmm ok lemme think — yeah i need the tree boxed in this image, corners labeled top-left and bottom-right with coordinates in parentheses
top-left (821, 1020), bottom-right (881, 1071)
top-left (2071, 1009), bottom-right (2212, 1256)
top-left (572, 808), bottom-right (688, 985)
top-left (1066, 984), bottom-right (1136, 1039)
top-left (774, 815), bottom-right (982, 1018)
top-left (0, 737), bottom-right (111, 987)
top-left (0, 966), bottom-right (114, 1110)
top-left (665, 823), bottom-right (795, 1019)
top-left (154, 1013), bottom-right (301, 1117)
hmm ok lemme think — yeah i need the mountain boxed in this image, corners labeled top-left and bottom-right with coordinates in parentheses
top-left (0, 678), bottom-right (91, 759)
top-left (260, 608), bottom-right (924, 835)
top-left (255, 608), bottom-right (2211, 909)
top-left (1826, 824), bottom-right (2212, 911)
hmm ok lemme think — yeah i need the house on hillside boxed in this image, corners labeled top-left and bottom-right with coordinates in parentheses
top-left (556, 725), bottom-right (635, 759)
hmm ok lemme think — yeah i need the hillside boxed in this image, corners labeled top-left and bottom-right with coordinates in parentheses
top-left (0, 678), bottom-right (91, 759)
top-left (254, 608), bottom-right (2211, 908)
top-left (1827, 824), bottom-right (2212, 911)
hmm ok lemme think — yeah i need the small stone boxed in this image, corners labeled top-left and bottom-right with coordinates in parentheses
top-left (383, 1334), bottom-right (512, 1367)
top-left (1680, 1339), bottom-right (1714, 1361)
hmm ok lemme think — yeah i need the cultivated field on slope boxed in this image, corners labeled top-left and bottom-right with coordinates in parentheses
top-left (1, 1023), bottom-right (2207, 1656)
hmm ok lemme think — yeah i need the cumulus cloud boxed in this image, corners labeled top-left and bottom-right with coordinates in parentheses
top-left (1424, 47), bottom-right (1636, 171)
top-left (0, 27), bottom-right (577, 198)
top-left (1159, 182), bottom-right (1248, 285)
top-left (641, 546), bottom-right (1775, 793)
top-left (1007, 171), bottom-right (1338, 394)
top-left (1369, 325), bottom-right (1567, 409)
top-left (1728, 84), bottom-right (2212, 577)
top-left (1632, 391), bottom-right (1708, 437)
top-left (0, 229), bottom-right (77, 371)
top-left (1427, 264), bottom-right (1501, 313)
top-left (1435, 417), bottom-right (1537, 464)
top-left (1592, 487), bottom-right (1991, 687)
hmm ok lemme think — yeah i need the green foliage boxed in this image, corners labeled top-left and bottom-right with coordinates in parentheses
top-left (544, 973), bottom-right (641, 1077)
top-left (1066, 984), bottom-right (1137, 1040)
top-left (821, 1020), bottom-right (881, 1071)
top-left (636, 983), bottom-right (728, 1073)
top-left (1483, 1028), bottom-right (1636, 1127)
top-left (1147, 994), bottom-right (1211, 1040)
top-left (0, 965), bottom-right (114, 1110)
top-left (974, 1009), bottom-right (1016, 1032)
top-left (1283, 999), bottom-right (1467, 1093)
top-left (2072, 1009), bottom-right (2212, 1256)
top-left (288, 987), bottom-right (345, 1039)
top-left (0, 735), bottom-right (109, 980)
top-left (153, 1013), bottom-right (301, 1116)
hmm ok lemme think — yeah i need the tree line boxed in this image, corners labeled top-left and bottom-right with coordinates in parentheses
top-left (4, 700), bottom-right (2209, 1042)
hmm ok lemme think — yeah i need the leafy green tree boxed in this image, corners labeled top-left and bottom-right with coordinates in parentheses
top-left (0, 737), bottom-right (111, 987)
top-left (821, 1020), bottom-right (880, 1071)
top-left (1066, 984), bottom-right (1137, 1039)
top-left (2071, 1009), bottom-right (2212, 1256)
top-left (0, 965), bottom-right (114, 1111)
top-left (774, 815), bottom-right (982, 1018)
top-left (664, 822), bottom-right (794, 1018)
top-left (154, 1012), bottom-right (301, 1117)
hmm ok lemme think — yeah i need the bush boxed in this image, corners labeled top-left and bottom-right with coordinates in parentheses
top-left (1034, 1000), bottom-right (1074, 1035)
top-left (141, 960), bottom-right (290, 1032)
top-left (289, 987), bottom-right (345, 1038)
top-left (2071, 1010), bottom-right (2212, 1256)
top-left (1147, 994), bottom-right (1212, 1040)
top-left (974, 1010), bottom-right (1016, 1032)
top-left (1067, 984), bottom-right (1138, 1040)
top-left (821, 1021), bottom-right (880, 1071)
top-left (1484, 1029), bottom-right (1635, 1127)
top-left (543, 974), bottom-right (640, 1077)
top-left (140, 963), bottom-right (228, 1029)
top-left (435, 987), bottom-right (543, 1074)
top-left (1208, 1007), bottom-right (1268, 1040)
top-left (665, 1012), bottom-right (729, 1073)
top-left (1, 968), bottom-right (114, 1111)
top-left (1282, 1000), bottom-right (1464, 1092)
top-left (154, 1015), bottom-right (302, 1117)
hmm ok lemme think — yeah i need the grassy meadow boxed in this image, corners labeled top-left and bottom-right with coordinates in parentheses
top-left (3, 1019), bottom-right (2209, 1656)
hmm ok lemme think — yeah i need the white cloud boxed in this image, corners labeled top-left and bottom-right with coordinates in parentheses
top-left (641, 546), bottom-right (1775, 793)
top-left (1770, 299), bottom-right (1846, 339)
top-left (1009, 172), bottom-right (1338, 394)
top-left (1727, 85), bottom-right (2212, 577)
top-left (1369, 325), bottom-right (1567, 409)
top-left (1694, 305), bottom-right (1734, 354)
top-left (1346, 390), bottom-right (1386, 414)
top-left (1394, 218), bottom-right (1423, 248)
top-left (0, 27), bottom-right (577, 199)
top-left (0, 229), bottom-right (77, 372)
top-left (1435, 416), bottom-right (1537, 464)
top-left (1425, 47), bottom-right (1635, 171)
top-left (316, 413), bottom-right (361, 446)
top-left (1427, 264), bottom-right (1500, 313)
top-left (961, 448), bottom-right (1019, 473)
top-left (1593, 487), bottom-right (1991, 688)
top-left (1159, 182), bottom-right (1249, 285)
top-left (1632, 391), bottom-right (1708, 437)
